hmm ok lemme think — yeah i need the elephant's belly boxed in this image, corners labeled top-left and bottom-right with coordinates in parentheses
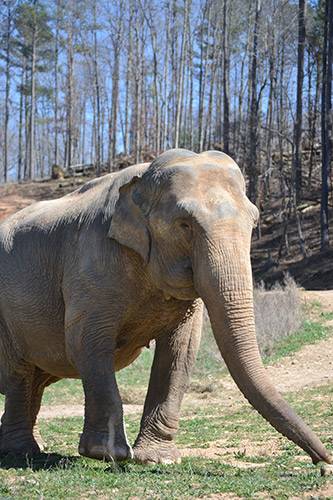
top-left (27, 342), bottom-right (80, 379)
top-left (15, 322), bottom-right (79, 378)
top-left (34, 358), bottom-right (80, 379)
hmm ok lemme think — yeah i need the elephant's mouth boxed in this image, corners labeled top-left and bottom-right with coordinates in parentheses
top-left (162, 282), bottom-right (199, 301)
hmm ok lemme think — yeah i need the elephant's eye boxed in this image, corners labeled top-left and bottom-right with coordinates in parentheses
top-left (175, 218), bottom-right (193, 240)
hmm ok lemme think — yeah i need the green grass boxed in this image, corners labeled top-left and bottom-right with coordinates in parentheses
top-left (263, 318), bottom-right (332, 363)
top-left (322, 312), bottom-right (333, 322)
top-left (0, 456), bottom-right (329, 500)
top-left (0, 385), bottom-right (331, 499)
top-left (40, 378), bottom-right (84, 406)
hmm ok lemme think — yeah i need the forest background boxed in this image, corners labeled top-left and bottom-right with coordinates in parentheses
top-left (0, 0), bottom-right (332, 254)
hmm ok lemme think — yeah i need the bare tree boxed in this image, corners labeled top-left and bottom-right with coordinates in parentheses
top-left (198, 2), bottom-right (212, 152)
top-left (17, 60), bottom-right (26, 181)
top-left (175, 0), bottom-right (189, 148)
top-left (105, 0), bottom-right (123, 170)
top-left (293, 0), bottom-right (307, 201)
top-left (54, 0), bottom-right (60, 168)
top-left (92, 0), bottom-right (101, 175)
top-left (248, 0), bottom-right (261, 205)
top-left (321, 0), bottom-right (332, 251)
top-left (2, 0), bottom-right (16, 182)
top-left (222, 0), bottom-right (230, 155)
top-left (162, 0), bottom-right (171, 151)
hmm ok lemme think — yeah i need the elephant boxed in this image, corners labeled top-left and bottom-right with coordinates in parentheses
top-left (0, 149), bottom-right (330, 466)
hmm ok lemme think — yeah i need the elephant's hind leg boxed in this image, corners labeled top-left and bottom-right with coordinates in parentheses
top-left (0, 363), bottom-right (40, 457)
top-left (30, 368), bottom-right (60, 451)
top-left (133, 300), bottom-right (203, 465)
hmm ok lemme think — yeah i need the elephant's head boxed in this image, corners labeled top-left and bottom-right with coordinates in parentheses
top-left (110, 148), bottom-right (331, 465)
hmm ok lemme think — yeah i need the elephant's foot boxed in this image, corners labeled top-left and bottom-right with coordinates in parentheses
top-left (78, 430), bottom-right (133, 462)
top-left (0, 427), bottom-right (41, 457)
top-left (33, 426), bottom-right (46, 452)
top-left (133, 441), bottom-right (181, 465)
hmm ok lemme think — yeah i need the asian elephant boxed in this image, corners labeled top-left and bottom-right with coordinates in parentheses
top-left (0, 149), bottom-right (330, 466)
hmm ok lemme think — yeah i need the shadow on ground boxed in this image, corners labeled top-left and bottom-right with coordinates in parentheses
top-left (0, 452), bottom-right (81, 471)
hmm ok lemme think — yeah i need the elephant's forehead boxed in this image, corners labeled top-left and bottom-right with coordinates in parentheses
top-left (162, 162), bottom-right (245, 201)
top-left (158, 163), bottom-right (250, 222)
top-left (162, 160), bottom-right (243, 186)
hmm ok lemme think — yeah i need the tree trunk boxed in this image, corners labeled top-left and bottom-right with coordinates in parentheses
top-left (4, 1), bottom-right (13, 183)
top-left (109, 44), bottom-right (120, 171)
top-left (206, 24), bottom-right (219, 149)
top-left (248, 0), bottom-right (261, 204)
top-left (28, 0), bottom-right (37, 181)
top-left (54, 0), bottom-right (60, 168)
top-left (93, 0), bottom-right (101, 175)
top-left (175, 0), bottom-right (189, 149)
top-left (222, 0), bottom-right (230, 155)
top-left (124, 16), bottom-right (132, 155)
top-left (162, 0), bottom-right (171, 151)
top-left (24, 62), bottom-right (29, 181)
top-left (189, 41), bottom-right (194, 151)
top-left (321, 0), bottom-right (332, 251)
top-left (293, 0), bottom-right (307, 201)
top-left (65, 4), bottom-right (74, 171)
top-left (235, 4), bottom-right (251, 166)
top-left (134, 14), bottom-right (142, 164)
top-left (18, 63), bottom-right (25, 182)
top-left (198, 3), bottom-right (212, 152)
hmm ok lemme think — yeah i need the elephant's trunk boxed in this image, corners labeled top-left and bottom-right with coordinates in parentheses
top-left (193, 236), bottom-right (331, 465)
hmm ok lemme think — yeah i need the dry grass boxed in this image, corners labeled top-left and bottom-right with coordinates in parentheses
top-left (254, 274), bottom-right (302, 357)
top-left (195, 274), bottom-right (303, 376)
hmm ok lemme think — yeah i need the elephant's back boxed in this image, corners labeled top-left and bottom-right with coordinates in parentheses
top-left (0, 163), bottom-right (151, 251)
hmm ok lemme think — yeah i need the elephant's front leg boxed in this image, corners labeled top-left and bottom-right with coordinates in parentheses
top-left (67, 321), bottom-right (132, 462)
top-left (133, 300), bottom-right (203, 465)
top-left (79, 369), bottom-right (132, 462)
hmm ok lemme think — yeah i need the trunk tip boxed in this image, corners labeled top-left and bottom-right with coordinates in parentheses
top-left (311, 448), bottom-right (331, 465)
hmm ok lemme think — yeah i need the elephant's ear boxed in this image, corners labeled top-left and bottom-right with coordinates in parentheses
top-left (108, 177), bottom-right (151, 263)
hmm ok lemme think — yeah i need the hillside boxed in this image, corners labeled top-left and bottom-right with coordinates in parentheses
top-left (251, 194), bottom-right (333, 290)
top-left (0, 175), bottom-right (332, 290)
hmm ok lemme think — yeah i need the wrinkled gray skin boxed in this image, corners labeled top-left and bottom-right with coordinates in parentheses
top-left (0, 150), bottom-right (330, 466)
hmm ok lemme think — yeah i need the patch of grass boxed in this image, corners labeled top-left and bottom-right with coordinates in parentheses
top-left (41, 379), bottom-right (83, 406)
top-left (195, 306), bottom-right (331, 380)
top-left (321, 312), bottom-right (333, 322)
top-left (264, 319), bottom-right (332, 363)
top-left (0, 385), bottom-right (331, 499)
top-left (193, 321), bottom-right (226, 378)
top-left (116, 348), bottom-right (155, 389)
top-left (310, 301), bottom-right (323, 309)
top-left (0, 456), bottom-right (328, 500)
